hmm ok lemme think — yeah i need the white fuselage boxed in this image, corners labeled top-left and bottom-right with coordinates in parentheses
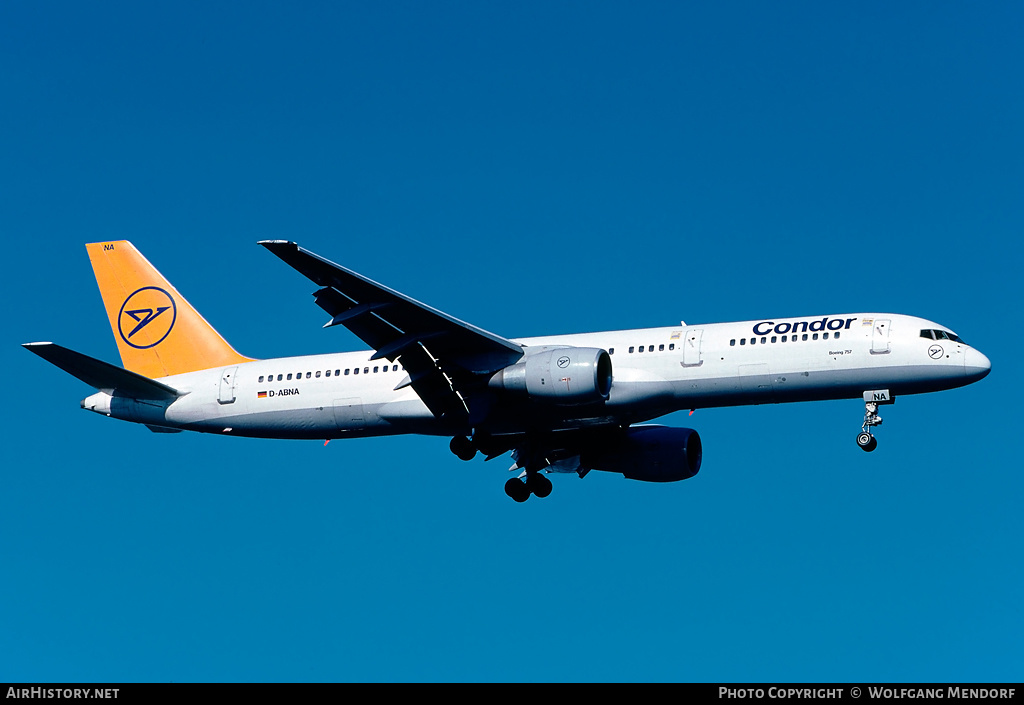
top-left (81, 313), bottom-right (990, 439)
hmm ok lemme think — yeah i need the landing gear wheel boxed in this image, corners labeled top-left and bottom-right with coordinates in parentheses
top-left (504, 477), bottom-right (530, 502)
top-left (856, 393), bottom-right (890, 454)
top-left (527, 473), bottom-right (552, 499)
top-left (449, 436), bottom-right (476, 461)
top-left (856, 432), bottom-right (877, 452)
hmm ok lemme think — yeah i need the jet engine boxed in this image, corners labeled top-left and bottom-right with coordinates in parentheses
top-left (581, 426), bottom-right (702, 482)
top-left (488, 347), bottom-right (612, 405)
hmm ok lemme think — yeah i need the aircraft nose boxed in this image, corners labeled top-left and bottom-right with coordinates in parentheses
top-left (964, 347), bottom-right (991, 381)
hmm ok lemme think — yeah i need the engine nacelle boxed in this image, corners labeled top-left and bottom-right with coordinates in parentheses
top-left (581, 426), bottom-right (702, 482)
top-left (489, 347), bottom-right (612, 405)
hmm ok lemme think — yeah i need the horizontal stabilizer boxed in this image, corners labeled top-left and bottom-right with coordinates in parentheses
top-left (22, 342), bottom-right (180, 401)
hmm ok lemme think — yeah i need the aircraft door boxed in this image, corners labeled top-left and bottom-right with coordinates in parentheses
top-left (682, 329), bottom-right (704, 367)
top-left (218, 366), bottom-right (238, 404)
top-left (738, 363), bottom-right (774, 400)
top-left (871, 319), bottom-right (891, 355)
top-left (333, 398), bottom-right (365, 431)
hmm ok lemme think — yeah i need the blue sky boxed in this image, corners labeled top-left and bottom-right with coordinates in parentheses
top-left (2, 2), bottom-right (1021, 682)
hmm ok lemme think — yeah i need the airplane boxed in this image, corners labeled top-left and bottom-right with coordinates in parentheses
top-left (23, 241), bottom-right (991, 502)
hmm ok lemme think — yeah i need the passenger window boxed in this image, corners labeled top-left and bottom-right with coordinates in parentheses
top-left (373, 366), bottom-right (379, 373)
top-left (638, 346), bottom-right (644, 353)
top-left (659, 344), bottom-right (664, 352)
top-left (325, 370), bottom-right (331, 377)
top-left (287, 373), bottom-right (293, 380)
top-left (316, 371), bottom-right (321, 378)
top-left (345, 369), bottom-right (350, 375)
top-left (771, 336), bottom-right (777, 343)
top-left (277, 374), bottom-right (283, 381)
top-left (802, 334), bottom-right (808, 341)
top-left (609, 347), bottom-right (615, 355)
top-left (364, 367), bottom-right (369, 374)
top-left (730, 339), bottom-right (736, 346)
top-left (760, 337), bottom-right (766, 344)
top-left (781, 335), bottom-right (787, 342)
top-left (669, 344), bottom-right (675, 351)
top-left (751, 338), bottom-right (756, 345)
top-left (393, 365), bottom-right (398, 371)
top-left (258, 375), bottom-right (264, 383)
top-left (306, 372), bottom-right (312, 379)
top-left (823, 332), bottom-right (829, 340)
top-left (813, 333), bottom-right (818, 340)
top-left (629, 346), bottom-right (635, 353)
top-left (336, 370), bottom-right (341, 376)
top-left (353, 368), bottom-right (359, 375)
top-left (834, 332), bottom-right (840, 340)
top-left (740, 338), bottom-right (746, 345)
top-left (649, 345), bottom-right (654, 352)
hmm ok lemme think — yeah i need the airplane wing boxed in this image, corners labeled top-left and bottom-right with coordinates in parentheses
top-left (258, 241), bottom-right (524, 423)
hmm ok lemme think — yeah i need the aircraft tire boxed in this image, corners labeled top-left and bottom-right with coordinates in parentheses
top-left (528, 473), bottom-right (552, 499)
top-left (449, 436), bottom-right (476, 461)
top-left (505, 478), bottom-right (530, 502)
top-left (857, 432), bottom-right (877, 452)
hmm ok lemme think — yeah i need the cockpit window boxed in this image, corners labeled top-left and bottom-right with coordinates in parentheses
top-left (921, 329), bottom-right (967, 345)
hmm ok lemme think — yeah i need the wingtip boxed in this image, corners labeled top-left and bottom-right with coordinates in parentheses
top-left (258, 239), bottom-right (296, 247)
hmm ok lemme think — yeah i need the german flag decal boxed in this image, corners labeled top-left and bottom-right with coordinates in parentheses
top-left (257, 391), bottom-right (267, 398)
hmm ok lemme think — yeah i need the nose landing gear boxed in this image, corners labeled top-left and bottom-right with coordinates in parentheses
top-left (857, 390), bottom-right (893, 452)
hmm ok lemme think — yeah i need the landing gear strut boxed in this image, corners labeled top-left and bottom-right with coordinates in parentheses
top-left (857, 390), bottom-right (893, 452)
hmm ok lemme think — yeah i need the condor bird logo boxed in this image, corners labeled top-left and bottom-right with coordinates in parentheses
top-left (118, 287), bottom-right (177, 349)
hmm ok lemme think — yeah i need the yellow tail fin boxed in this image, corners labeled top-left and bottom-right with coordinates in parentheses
top-left (86, 241), bottom-right (253, 378)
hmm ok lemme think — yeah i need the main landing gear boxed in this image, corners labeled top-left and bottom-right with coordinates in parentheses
top-left (857, 390), bottom-right (893, 452)
top-left (503, 443), bottom-right (561, 502)
top-left (504, 472), bottom-right (552, 503)
top-left (450, 434), bottom-right (556, 502)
